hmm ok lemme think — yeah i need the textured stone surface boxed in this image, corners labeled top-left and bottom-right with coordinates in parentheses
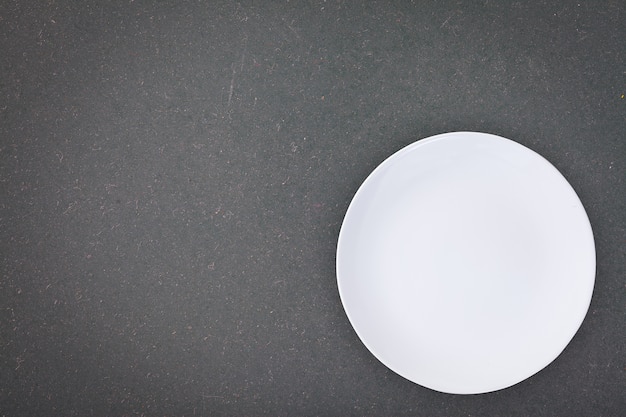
top-left (1, 1), bottom-right (624, 415)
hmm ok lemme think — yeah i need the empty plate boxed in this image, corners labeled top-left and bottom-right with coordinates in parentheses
top-left (336, 132), bottom-right (595, 394)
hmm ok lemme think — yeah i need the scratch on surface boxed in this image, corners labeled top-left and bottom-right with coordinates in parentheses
top-left (63, 201), bottom-right (78, 215)
top-left (283, 18), bottom-right (300, 39)
top-left (228, 64), bottom-right (235, 106)
top-left (228, 40), bottom-right (247, 106)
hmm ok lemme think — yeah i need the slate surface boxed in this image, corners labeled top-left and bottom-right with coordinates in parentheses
top-left (1, 1), bottom-right (624, 416)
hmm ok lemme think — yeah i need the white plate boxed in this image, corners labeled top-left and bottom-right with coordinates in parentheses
top-left (336, 132), bottom-right (595, 394)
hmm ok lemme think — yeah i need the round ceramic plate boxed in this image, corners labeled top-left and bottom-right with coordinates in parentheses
top-left (336, 132), bottom-right (595, 394)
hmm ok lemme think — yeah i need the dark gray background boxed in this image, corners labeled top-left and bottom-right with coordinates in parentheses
top-left (1, 1), bottom-right (624, 416)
